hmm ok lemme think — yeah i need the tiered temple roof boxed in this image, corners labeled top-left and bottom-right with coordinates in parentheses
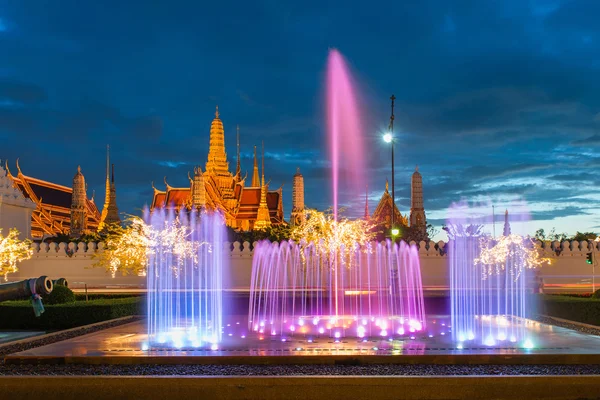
top-left (371, 179), bottom-right (408, 229)
top-left (150, 107), bottom-right (285, 231)
top-left (6, 161), bottom-right (101, 238)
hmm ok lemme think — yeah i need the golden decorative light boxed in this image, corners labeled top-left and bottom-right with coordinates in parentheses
top-left (93, 216), bottom-right (208, 278)
top-left (0, 228), bottom-right (33, 281)
top-left (476, 234), bottom-right (552, 280)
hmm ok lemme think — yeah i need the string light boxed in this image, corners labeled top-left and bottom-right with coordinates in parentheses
top-left (93, 216), bottom-right (208, 278)
top-left (0, 228), bottom-right (33, 281)
top-left (289, 208), bottom-right (375, 267)
top-left (476, 234), bottom-right (552, 280)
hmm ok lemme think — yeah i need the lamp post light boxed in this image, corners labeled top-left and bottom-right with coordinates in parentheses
top-left (384, 95), bottom-right (397, 239)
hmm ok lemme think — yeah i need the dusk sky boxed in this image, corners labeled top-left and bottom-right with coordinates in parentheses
top-left (1, 0), bottom-right (599, 240)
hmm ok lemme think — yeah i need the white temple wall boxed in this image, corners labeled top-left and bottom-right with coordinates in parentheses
top-left (4, 241), bottom-right (598, 293)
top-left (0, 202), bottom-right (33, 239)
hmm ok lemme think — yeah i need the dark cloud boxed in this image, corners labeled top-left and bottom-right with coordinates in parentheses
top-left (1, 0), bottom-right (599, 236)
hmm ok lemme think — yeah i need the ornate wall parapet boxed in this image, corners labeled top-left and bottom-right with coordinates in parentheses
top-left (25, 239), bottom-right (600, 260)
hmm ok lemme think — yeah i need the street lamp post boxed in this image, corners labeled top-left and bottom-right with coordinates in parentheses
top-left (383, 94), bottom-right (398, 238)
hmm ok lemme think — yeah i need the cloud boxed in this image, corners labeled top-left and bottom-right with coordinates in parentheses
top-left (570, 134), bottom-right (600, 146)
top-left (0, 80), bottom-right (46, 105)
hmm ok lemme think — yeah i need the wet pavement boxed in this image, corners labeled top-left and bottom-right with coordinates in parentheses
top-left (7, 315), bottom-right (600, 361)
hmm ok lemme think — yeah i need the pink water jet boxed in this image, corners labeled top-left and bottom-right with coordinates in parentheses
top-left (327, 49), bottom-right (366, 220)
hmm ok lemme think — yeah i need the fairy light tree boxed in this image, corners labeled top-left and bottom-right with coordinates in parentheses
top-left (290, 208), bottom-right (375, 267)
top-left (0, 228), bottom-right (33, 281)
top-left (92, 216), bottom-right (207, 278)
top-left (476, 234), bottom-right (552, 281)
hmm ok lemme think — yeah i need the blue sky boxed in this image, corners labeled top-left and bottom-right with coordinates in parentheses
top-left (1, 0), bottom-right (599, 240)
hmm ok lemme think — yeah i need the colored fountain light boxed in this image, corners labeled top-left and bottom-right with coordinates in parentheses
top-left (327, 49), bottom-right (365, 221)
top-left (146, 208), bottom-right (225, 349)
top-left (249, 239), bottom-right (426, 338)
top-left (446, 201), bottom-right (547, 347)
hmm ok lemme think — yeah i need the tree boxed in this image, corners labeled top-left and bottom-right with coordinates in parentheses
top-left (571, 231), bottom-right (597, 242)
top-left (91, 217), bottom-right (149, 277)
top-left (0, 228), bottom-right (33, 281)
top-left (534, 227), bottom-right (568, 242)
top-left (534, 229), bottom-right (546, 241)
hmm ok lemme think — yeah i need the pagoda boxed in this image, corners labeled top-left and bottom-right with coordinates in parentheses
top-left (150, 107), bottom-right (285, 231)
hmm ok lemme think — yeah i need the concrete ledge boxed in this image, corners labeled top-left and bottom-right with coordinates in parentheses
top-left (1, 375), bottom-right (600, 400)
top-left (6, 353), bottom-right (600, 366)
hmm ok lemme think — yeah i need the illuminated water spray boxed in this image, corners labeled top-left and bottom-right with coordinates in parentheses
top-left (447, 201), bottom-right (545, 348)
top-left (146, 208), bottom-right (225, 349)
top-left (249, 240), bottom-right (425, 339)
top-left (327, 49), bottom-right (365, 220)
top-left (248, 50), bottom-right (425, 339)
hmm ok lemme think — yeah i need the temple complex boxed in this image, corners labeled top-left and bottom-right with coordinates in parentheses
top-left (5, 160), bottom-right (101, 239)
top-left (371, 179), bottom-right (409, 229)
top-left (150, 107), bottom-right (285, 231)
top-left (371, 167), bottom-right (427, 232)
top-left (0, 160), bottom-right (36, 239)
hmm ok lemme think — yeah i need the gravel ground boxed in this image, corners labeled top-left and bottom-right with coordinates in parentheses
top-left (1, 363), bottom-right (600, 376)
top-left (0, 315), bottom-right (599, 376)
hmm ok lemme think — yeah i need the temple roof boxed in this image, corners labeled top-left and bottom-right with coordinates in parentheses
top-left (6, 162), bottom-right (101, 237)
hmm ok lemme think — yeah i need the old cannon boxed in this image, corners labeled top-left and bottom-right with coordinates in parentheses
top-left (52, 278), bottom-right (68, 288)
top-left (0, 276), bottom-right (54, 316)
top-left (0, 276), bottom-right (54, 302)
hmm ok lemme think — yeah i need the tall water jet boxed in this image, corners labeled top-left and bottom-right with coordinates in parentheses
top-left (146, 208), bottom-right (225, 349)
top-left (447, 201), bottom-right (544, 347)
top-left (249, 239), bottom-right (425, 339)
top-left (326, 49), bottom-right (366, 220)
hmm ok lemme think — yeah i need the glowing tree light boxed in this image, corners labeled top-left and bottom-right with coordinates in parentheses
top-left (93, 216), bottom-right (208, 278)
top-left (290, 208), bottom-right (375, 266)
top-left (0, 228), bottom-right (33, 281)
top-left (476, 234), bottom-right (552, 281)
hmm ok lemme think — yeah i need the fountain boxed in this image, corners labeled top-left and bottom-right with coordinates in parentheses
top-left (447, 201), bottom-right (539, 347)
top-left (145, 208), bottom-right (225, 349)
top-left (248, 49), bottom-right (426, 339)
top-left (249, 240), bottom-right (425, 339)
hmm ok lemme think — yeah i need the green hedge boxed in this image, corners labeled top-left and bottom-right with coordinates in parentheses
top-left (74, 293), bottom-right (143, 301)
top-left (0, 297), bottom-right (144, 330)
top-left (539, 295), bottom-right (600, 326)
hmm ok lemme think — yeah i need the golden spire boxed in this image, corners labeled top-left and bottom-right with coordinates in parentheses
top-left (254, 142), bottom-right (271, 230)
top-left (235, 125), bottom-right (241, 180)
top-left (251, 145), bottom-right (259, 187)
top-left (261, 141), bottom-right (265, 185)
top-left (385, 179), bottom-right (389, 192)
top-left (215, 105), bottom-right (219, 119)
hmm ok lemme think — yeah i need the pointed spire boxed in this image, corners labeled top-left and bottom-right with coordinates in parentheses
top-left (99, 149), bottom-right (120, 231)
top-left (385, 179), bottom-right (389, 192)
top-left (252, 145), bottom-right (260, 187)
top-left (261, 141), bottom-right (265, 185)
top-left (503, 209), bottom-right (511, 236)
top-left (77, 165), bottom-right (81, 174)
top-left (254, 142), bottom-right (271, 230)
top-left (235, 125), bottom-right (241, 179)
top-left (215, 105), bottom-right (219, 119)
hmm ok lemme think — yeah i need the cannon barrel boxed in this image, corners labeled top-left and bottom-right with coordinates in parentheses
top-left (0, 276), bottom-right (53, 302)
top-left (52, 278), bottom-right (68, 287)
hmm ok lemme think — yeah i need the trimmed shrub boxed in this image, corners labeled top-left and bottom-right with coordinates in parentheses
top-left (539, 294), bottom-right (600, 326)
top-left (591, 289), bottom-right (600, 299)
top-left (0, 297), bottom-right (143, 330)
top-left (44, 285), bottom-right (76, 305)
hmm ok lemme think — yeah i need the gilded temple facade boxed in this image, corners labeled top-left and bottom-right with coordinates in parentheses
top-left (5, 160), bottom-right (101, 239)
top-left (150, 107), bottom-right (285, 231)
